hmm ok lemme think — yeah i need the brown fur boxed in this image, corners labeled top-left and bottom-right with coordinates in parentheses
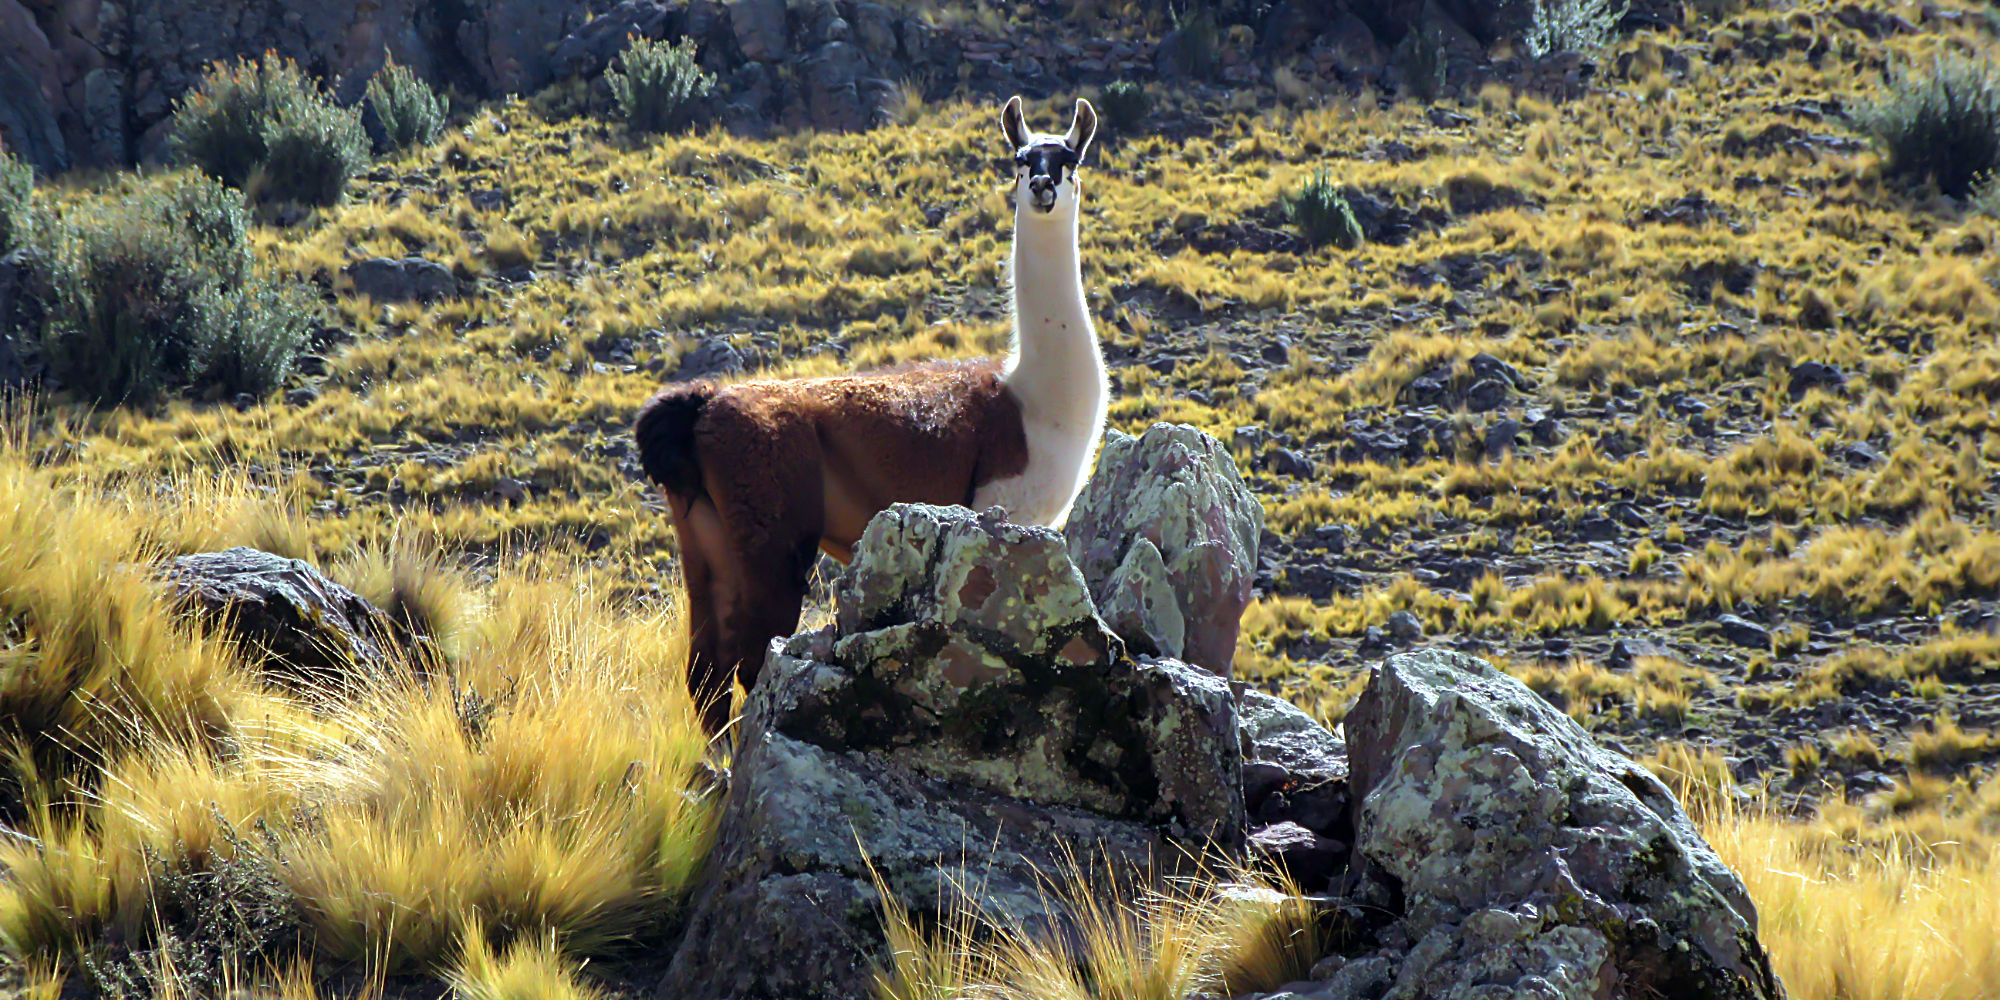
top-left (635, 358), bottom-right (1027, 731)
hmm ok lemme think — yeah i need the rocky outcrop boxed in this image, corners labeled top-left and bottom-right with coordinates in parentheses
top-left (166, 547), bottom-right (427, 688)
top-left (1065, 423), bottom-right (1262, 677)
top-left (662, 504), bottom-right (1242, 1000)
top-left (1, 0), bottom-right (1645, 174)
top-left (1329, 649), bottom-right (1784, 1000)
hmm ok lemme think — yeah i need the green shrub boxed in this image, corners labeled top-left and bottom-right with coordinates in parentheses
top-left (1098, 80), bottom-right (1151, 133)
top-left (38, 175), bottom-right (314, 405)
top-left (1285, 170), bottom-right (1364, 250)
top-left (0, 150), bottom-right (31, 258)
top-left (1524, 0), bottom-right (1629, 58)
top-left (365, 58), bottom-right (449, 154)
top-left (168, 55), bottom-right (368, 207)
top-left (1855, 54), bottom-right (2000, 199)
top-left (607, 36), bottom-right (715, 135)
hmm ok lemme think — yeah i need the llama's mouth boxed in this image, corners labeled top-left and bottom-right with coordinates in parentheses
top-left (1030, 192), bottom-right (1058, 212)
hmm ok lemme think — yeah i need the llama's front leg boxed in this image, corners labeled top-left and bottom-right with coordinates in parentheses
top-left (672, 496), bottom-right (739, 734)
top-left (713, 536), bottom-right (813, 703)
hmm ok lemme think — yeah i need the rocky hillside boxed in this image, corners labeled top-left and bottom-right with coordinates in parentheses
top-left (3, 0), bottom-right (1661, 170)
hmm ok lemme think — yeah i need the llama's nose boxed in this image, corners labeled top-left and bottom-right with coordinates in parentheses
top-left (1029, 175), bottom-right (1055, 199)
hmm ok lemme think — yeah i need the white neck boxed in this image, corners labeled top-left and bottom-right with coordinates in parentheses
top-left (1004, 200), bottom-right (1106, 428)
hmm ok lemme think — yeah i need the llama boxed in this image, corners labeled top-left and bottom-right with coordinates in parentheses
top-left (633, 96), bottom-right (1107, 733)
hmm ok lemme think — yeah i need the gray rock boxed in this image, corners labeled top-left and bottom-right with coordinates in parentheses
top-left (1386, 610), bottom-right (1423, 642)
top-left (456, 0), bottom-right (596, 96)
top-left (1239, 689), bottom-right (1349, 837)
top-left (665, 503), bottom-right (1245, 1000)
top-left (802, 40), bottom-right (868, 131)
top-left (730, 0), bottom-right (789, 62)
top-left (1065, 423), bottom-right (1263, 678)
top-left (669, 336), bottom-right (748, 381)
top-left (1483, 418), bottom-right (1521, 458)
top-left (165, 547), bottom-right (430, 688)
top-left (1343, 650), bottom-right (1783, 1000)
top-left (0, 0), bottom-right (73, 173)
top-left (1248, 820), bottom-right (1347, 892)
top-left (1715, 614), bottom-right (1771, 649)
top-left (552, 1), bottom-right (676, 79)
top-left (344, 257), bottom-right (460, 303)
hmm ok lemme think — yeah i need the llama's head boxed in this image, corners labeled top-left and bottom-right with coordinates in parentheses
top-left (1002, 96), bottom-right (1097, 219)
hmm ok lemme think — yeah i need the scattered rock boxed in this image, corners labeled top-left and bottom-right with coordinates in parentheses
top-left (1787, 360), bottom-right (1846, 397)
top-left (670, 336), bottom-right (750, 381)
top-left (1386, 609), bottom-right (1424, 642)
top-left (663, 504), bottom-right (1243, 999)
top-left (1248, 821), bottom-right (1347, 892)
top-left (1715, 614), bottom-right (1771, 649)
top-left (1065, 424), bottom-right (1263, 677)
top-left (343, 257), bottom-right (459, 304)
top-left (165, 547), bottom-right (426, 688)
top-left (1608, 636), bottom-right (1677, 669)
top-left (1343, 650), bottom-right (1783, 1000)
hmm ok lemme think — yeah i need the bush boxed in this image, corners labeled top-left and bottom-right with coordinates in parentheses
top-left (38, 175), bottom-right (315, 405)
top-left (1855, 54), bottom-right (2000, 199)
top-left (608, 36), bottom-right (715, 135)
top-left (1285, 170), bottom-right (1364, 250)
top-left (365, 58), bottom-right (449, 154)
top-left (0, 150), bottom-right (31, 258)
top-left (168, 54), bottom-right (368, 207)
top-left (1098, 80), bottom-right (1151, 133)
top-left (1524, 0), bottom-right (1628, 58)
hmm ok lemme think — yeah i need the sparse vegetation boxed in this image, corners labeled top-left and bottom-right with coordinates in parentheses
top-left (1283, 170), bottom-right (1363, 250)
top-left (1854, 52), bottom-right (2000, 198)
top-left (168, 54), bottom-right (368, 206)
top-left (365, 57), bottom-right (450, 154)
top-left (1097, 80), bottom-right (1151, 133)
top-left (0, 150), bottom-right (31, 258)
top-left (606, 36), bottom-right (715, 136)
top-left (1524, 0), bottom-right (1630, 58)
top-left (34, 174), bottom-right (315, 404)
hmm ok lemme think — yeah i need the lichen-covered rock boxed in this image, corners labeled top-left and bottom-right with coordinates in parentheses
top-left (166, 547), bottom-right (425, 688)
top-left (1065, 423), bottom-right (1261, 677)
top-left (1342, 650), bottom-right (1784, 1000)
top-left (663, 503), bottom-right (1244, 1000)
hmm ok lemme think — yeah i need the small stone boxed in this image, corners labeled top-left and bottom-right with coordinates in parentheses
top-left (1386, 610), bottom-right (1423, 642)
top-left (284, 387), bottom-right (318, 408)
top-left (1264, 447), bottom-right (1313, 479)
top-left (1715, 613), bottom-right (1771, 649)
top-left (1788, 360), bottom-right (1846, 396)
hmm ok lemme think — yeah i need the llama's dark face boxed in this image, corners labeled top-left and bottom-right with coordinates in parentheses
top-left (1015, 142), bottom-right (1079, 214)
top-left (1002, 96), bottom-right (1097, 218)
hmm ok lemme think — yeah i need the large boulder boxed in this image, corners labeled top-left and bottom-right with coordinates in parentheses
top-left (1065, 423), bottom-right (1262, 677)
top-left (1337, 650), bottom-right (1784, 1000)
top-left (662, 504), bottom-right (1244, 1000)
top-left (166, 547), bottom-right (424, 688)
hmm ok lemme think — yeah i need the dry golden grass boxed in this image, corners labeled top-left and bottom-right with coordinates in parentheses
top-left (0, 430), bottom-right (717, 987)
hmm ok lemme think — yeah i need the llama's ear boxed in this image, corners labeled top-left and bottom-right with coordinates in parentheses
top-left (1066, 98), bottom-right (1099, 164)
top-left (1002, 96), bottom-right (1029, 151)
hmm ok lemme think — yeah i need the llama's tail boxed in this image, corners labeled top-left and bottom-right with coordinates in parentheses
top-left (634, 384), bottom-right (716, 499)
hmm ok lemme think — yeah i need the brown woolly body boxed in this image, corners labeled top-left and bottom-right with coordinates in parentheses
top-left (634, 357), bottom-right (1027, 730)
